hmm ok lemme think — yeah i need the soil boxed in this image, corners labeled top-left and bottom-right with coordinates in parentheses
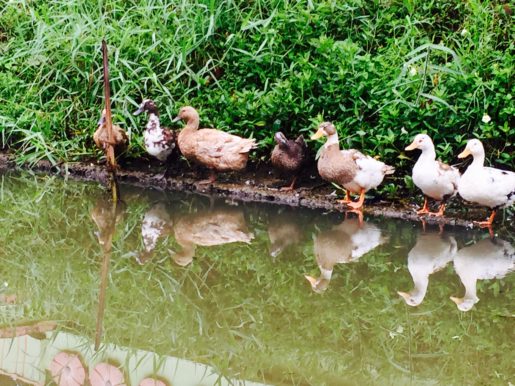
top-left (0, 152), bottom-right (509, 230)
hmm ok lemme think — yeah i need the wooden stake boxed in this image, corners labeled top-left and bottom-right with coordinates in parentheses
top-left (101, 39), bottom-right (119, 202)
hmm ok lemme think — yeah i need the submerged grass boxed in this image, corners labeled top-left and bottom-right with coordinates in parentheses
top-left (0, 1), bottom-right (513, 174)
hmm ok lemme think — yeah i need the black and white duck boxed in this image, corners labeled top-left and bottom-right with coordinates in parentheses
top-left (133, 99), bottom-right (176, 176)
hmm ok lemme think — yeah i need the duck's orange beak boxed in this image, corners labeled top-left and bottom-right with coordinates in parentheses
top-left (397, 291), bottom-right (411, 301)
top-left (304, 275), bottom-right (317, 287)
top-left (405, 140), bottom-right (418, 151)
top-left (458, 147), bottom-right (471, 159)
top-left (311, 128), bottom-right (325, 140)
top-left (450, 296), bottom-right (464, 305)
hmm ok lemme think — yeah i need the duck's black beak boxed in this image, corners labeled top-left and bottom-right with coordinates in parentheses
top-left (274, 132), bottom-right (288, 146)
top-left (133, 106), bottom-right (144, 116)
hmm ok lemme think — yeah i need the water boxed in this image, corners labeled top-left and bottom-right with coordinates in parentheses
top-left (0, 173), bottom-right (513, 386)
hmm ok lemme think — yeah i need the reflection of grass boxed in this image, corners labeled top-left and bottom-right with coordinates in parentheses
top-left (0, 173), bottom-right (513, 385)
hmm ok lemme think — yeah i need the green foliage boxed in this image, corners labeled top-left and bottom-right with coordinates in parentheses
top-left (0, 1), bottom-right (513, 172)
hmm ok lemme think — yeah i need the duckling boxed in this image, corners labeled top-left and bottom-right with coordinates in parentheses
top-left (397, 230), bottom-right (457, 306)
top-left (405, 134), bottom-right (460, 216)
top-left (133, 99), bottom-right (176, 176)
top-left (451, 238), bottom-right (514, 311)
top-left (311, 122), bottom-right (395, 210)
top-left (172, 106), bottom-right (257, 184)
top-left (457, 139), bottom-right (515, 227)
top-left (270, 132), bottom-right (307, 191)
top-left (93, 109), bottom-right (128, 152)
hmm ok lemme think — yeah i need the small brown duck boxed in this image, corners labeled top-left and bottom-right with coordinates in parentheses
top-left (271, 132), bottom-right (307, 191)
top-left (93, 109), bottom-right (128, 152)
top-left (172, 106), bottom-right (257, 184)
top-left (311, 122), bottom-right (395, 210)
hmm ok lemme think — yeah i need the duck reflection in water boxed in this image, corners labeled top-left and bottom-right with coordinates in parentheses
top-left (398, 228), bottom-right (457, 306)
top-left (450, 238), bottom-right (514, 311)
top-left (267, 208), bottom-right (307, 258)
top-left (172, 203), bottom-right (254, 267)
top-left (138, 202), bottom-right (174, 264)
top-left (305, 217), bottom-right (387, 293)
top-left (90, 198), bottom-right (126, 249)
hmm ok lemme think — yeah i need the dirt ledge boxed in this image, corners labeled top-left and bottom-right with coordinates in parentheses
top-left (0, 152), bottom-right (506, 229)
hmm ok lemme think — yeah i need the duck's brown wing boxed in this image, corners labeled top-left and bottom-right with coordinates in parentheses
top-left (196, 129), bottom-right (256, 158)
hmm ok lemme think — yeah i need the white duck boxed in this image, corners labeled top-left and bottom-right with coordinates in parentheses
top-left (451, 238), bottom-right (514, 311)
top-left (458, 139), bottom-right (515, 227)
top-left (305, 218), bottom-right (387, 292)
top-left (405, 134), bottom-right (460, 216)
top-left (311, 122), bottom-right (395, 210)
top-left (398, 231), bottom-right (457, 306)
top-left (138, 202), bottom-right (173, 264)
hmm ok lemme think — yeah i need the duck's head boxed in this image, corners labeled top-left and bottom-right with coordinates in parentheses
top-left (397, 291), bottom-right (423, 307)
top-left (304, 275), bottom-right (330, 293)
top-left (274, 132), bottom-right (289, 147)
top-left (405, 133), bottom-right (433, 151)
top-left (311, 122), bottom-right (336, 140)
top-left (133, 99), bottom-right (159, 116)
top-left (450, 296), bottom-right (478, 312)
top-left (458, 139), bottom-right (484, 159)
top-left (97, 109), bottom-right (107, 126)
top-left (172, 106), bottom-right (199, 123)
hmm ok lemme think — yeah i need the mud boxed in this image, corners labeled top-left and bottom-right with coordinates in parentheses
top-left (0, 152), bottom-right (508, 230)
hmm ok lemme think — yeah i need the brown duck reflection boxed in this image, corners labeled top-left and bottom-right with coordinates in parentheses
top-left (172, 204), bottom-right (254, 267)
top-left (267, 209), bottom-right (306, 258)
top-left (306, 218), bottom-right (387, 293)
top-left (90, 198), bottom-right (126, 249)
top-left (138, 202), bottom-right (174, 264)
top-left (450, 238), bottom-right (514, 311)
top-left (397, 230), bottom-right (457, 307)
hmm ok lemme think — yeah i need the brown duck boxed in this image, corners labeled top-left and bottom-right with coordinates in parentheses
top-left (271, 132), bottom-right (307, 191)
top-left (311, 122), bottom-right (394, 210)
top-left (93, 109), bottom-right (128, 152)
top-left (172, 106), bottom-right (257, 184)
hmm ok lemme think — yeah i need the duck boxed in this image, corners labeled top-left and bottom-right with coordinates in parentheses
top-left (305, 217), bottom-right (386, 293)
top-left (133, 99), bottom-right (176, 176)
top-left (93, 109), bottom-right (128, 152)
top-left (311, 122), bottom-right (395, 210)
top-left (172, 206), bottom-right (254, 266)
top-left (451, 237), bottom-right (514, 311)
top-left (405, 134), bottom-right (460, 216)
top-left (138, 202), bottom-right (174, 265)
top-left (457, 139), bottom-right (515, 227)
top-left (270, 132), bottom-right (307, 191)
top-left (267, 209), bottom-right (306, 258)
top-left (172, 106), bottom-right (257, 184)
top-left (397, 230), bottom-right (457, 306)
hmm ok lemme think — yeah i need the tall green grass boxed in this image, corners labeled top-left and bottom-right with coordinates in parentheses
top-left (0, 0), bottom-right (513, 171)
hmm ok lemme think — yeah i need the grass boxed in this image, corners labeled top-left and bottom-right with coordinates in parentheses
top-left (0, 1), bottom-right (513, 174)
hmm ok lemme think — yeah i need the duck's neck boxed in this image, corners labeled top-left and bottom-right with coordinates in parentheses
top-left (409, 274), bottom-right (430, 304)
top-left (460, 275), bottom-right (479, 303)
top-left (418, 145), bottom-right (436, 163)
top-left (183, 116), bottom-right (200, 132)
top-left (469, 153), bottom-right (485, 170)
top-left (323, 133), bottom-right (339, 149)
top-left (146, 113), bottom-right (161, 131)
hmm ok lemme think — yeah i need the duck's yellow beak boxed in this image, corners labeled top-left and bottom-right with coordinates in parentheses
top-left (311, 128), bottom-right (325, 140)
top-left (457, 147), bottom-right (471, 159)
top-left (304, 275), bottom-right (317, 287)
top-left (449, 296), bottom-right (464, 305)
top-left (405, 141), bottom-right (418, 151)
top-left (397, 291), bottom-right (411, 300)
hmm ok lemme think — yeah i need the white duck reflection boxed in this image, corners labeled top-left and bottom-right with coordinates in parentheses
top-left (305, 218), bottom-right (387, 293)
top-left (451, 238), bottom-right (514, 311)
top-left (172, 206), bottom-right (254, 267)
top-left (398, 231), bottom-right (457, 306)
top-left (138, 202), bottom-right (174, 264)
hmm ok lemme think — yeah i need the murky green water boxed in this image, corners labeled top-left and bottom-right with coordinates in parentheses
top-left (0, 173), bottom-right (513, 386)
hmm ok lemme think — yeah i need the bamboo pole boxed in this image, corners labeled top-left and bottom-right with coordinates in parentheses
top-left (101, 39), bottom-right (119, 202)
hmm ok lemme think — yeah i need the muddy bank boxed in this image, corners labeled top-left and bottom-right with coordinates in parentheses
top-left (0, 152), bottom-right (507, 229)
